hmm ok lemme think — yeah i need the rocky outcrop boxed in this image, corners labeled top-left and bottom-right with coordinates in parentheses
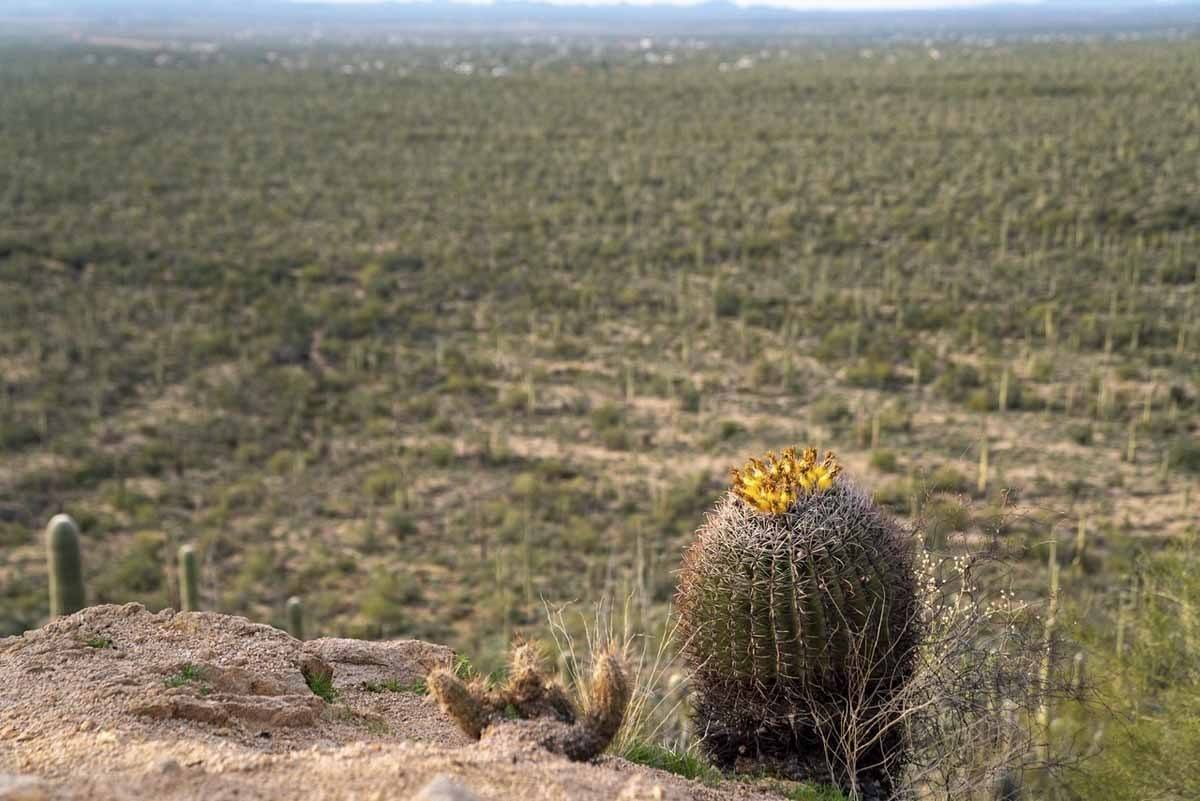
top-left (302, 637), bottom-right (454, 691)
top-left (0, 605), bottom-right (783, 801)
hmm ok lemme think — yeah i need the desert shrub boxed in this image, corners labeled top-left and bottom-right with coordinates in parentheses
top-left (1065, 423), bottom-right (1093, 446)
top-left (1167, 438), bottom-right (1200, 473)
top-left (933, 362), bottom-right (981, 403)
top-left (359, 567), bottom-right (421, 635)
top-left (1062, 543), bottom-right (1200, 801)
top-left (364, 469), bottom-right (403, 503)
top-left (845, 358), bottom-right (898, 389)
top-left (677, 382), bottom-right (702, 413)
top-left (811, 396), bottom-right (852, 424)
top-left (870, 449), bottom-right (899, 473)
top-left (713, 282), bottom-right (743, 318)
top-left (926, 466), bottom-right (971, 495)
top-left (93, 530), bottom-right (167, 607)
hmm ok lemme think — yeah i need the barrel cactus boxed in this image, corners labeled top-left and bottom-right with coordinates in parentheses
top-left (677, 447), bottom-right (921, 791)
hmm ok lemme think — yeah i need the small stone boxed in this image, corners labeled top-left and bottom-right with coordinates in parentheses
top-left (302, 638), bottom-right (453, 691)
top-left (616, 777), bottom-right (668, 800)
top-left (157, 759), bottom-right (181, 774)
top-left (0, 774), bottom-right (50, 801)
top-left (408, 775), bottom-right (484, 801)
top-left (95, 730), bottom-right (118, 744)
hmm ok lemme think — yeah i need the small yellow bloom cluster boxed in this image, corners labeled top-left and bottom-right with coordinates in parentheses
top-left (730, 447), bottom-right (842, 514)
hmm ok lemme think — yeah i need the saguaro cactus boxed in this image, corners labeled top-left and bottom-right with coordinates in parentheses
top-left (286, 595), bottom-right (304, 640)
top-left (676, 448), bottom-right (921, 790)
top-left (178, 544), bottom-right (200, 612)
top-left (46, 514), bottom-right (85, 618)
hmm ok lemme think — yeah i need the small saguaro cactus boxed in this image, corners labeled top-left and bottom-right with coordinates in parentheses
top-left (427, 639), bottom-right (629, 762)
top-left (286, 595), bottom-right (304, 640)
top-left (46, 513), bottom-right (85, 618)
top-left (676, 447), bottom-right (921, 792)
top-left (178, 544), bottom-right (200, 612)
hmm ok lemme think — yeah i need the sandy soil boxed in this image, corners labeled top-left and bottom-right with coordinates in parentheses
top-left (0, 605), bottom-right (780, 801)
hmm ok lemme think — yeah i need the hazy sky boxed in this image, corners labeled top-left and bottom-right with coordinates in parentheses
top-left (304, 0), bottom-right (1037, 8)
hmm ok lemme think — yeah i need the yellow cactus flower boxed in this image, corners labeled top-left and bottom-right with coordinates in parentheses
top-left (730, 447), bottom-right (842, 514)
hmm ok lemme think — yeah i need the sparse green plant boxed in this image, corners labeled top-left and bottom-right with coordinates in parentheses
top-left (870, 449), bottom-right (899, 473)
top-left (304, 666), bottom-right (339, 703)
top-left (165, 663), bottom-right (204, 688)
top-left (621, 740), bottom-right (722, 785)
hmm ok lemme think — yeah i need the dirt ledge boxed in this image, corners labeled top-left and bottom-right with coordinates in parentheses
top-left (0, 604), bottom-right (778, 801)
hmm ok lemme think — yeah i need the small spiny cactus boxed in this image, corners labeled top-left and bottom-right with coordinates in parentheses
top-left (676, 447), bottom-right (921, 790)
top-left (427, 639), bottom-right (629, 762)
top-left (46, 514), bottom-right (85, 618)
top-left (178, 544), bottom-right (200, 612)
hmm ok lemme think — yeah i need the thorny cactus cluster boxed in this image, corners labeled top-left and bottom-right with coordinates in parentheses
top-left (427, 640), bottom-right (629, 762)
top-left (677, 448), bottom-right (922, 794)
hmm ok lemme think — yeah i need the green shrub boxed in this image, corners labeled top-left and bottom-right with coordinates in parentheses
top-left (845, 358), bottom-right (897, 389)
top-left (933, 362), bottom-right (981, 402)
top-left (811, 396), bottom-right (851, 424)
top-left (713, 282), bottom-right (743, 318)
top-left (364, 469), bottom-right (403, 503)
top-left (620, 741), bottom-right (721, 785)
top-left (1167, 438), bottom-right (1200, 473)
top-left (870, 449), bottom-right (899, 473)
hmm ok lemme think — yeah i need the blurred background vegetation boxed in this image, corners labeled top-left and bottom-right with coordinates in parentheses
top-left (0, 34), bottom-right (1198, 797)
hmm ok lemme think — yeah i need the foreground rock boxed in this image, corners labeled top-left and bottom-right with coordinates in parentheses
top-left (0, 605), bottom-right (778, 801)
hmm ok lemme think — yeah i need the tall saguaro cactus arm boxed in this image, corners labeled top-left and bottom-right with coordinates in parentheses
top-left (46, 514), bottom-right (85, 618)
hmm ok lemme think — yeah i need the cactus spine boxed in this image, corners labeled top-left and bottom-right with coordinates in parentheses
top-left (287, 595), bottom-right (304, 640)
top-left (677, 448), bottom-right (920, 791)
top-left (178, 544), bottom-right (200, 612)
top-left (46, 514), bottom-right (85, 618)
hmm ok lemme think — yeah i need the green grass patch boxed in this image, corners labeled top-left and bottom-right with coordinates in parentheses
top-left (620, 741), bottom-right (723, 786)
top-left (164, 663), bottom-right (204, 688)
top-left (305, 669), bottom-right (339, 703)
top-left (767, 782), bottom-right (848, 801)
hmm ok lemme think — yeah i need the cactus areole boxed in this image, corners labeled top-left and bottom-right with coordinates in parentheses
top-left (677, 448), bottom-right (922, 780)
